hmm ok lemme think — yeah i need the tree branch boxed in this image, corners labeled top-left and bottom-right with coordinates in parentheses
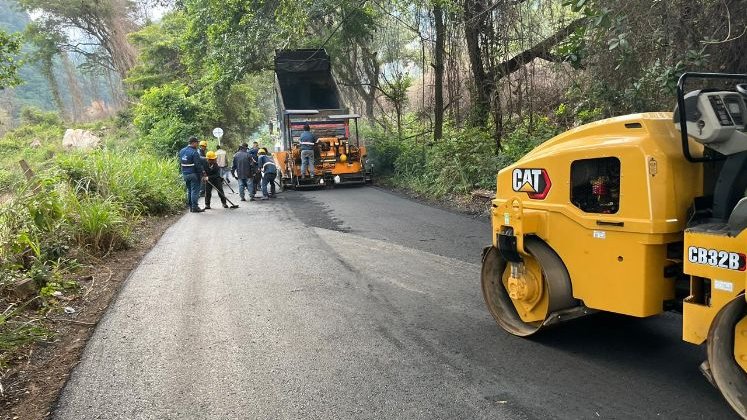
top-left (497, 18), bottom-right (586, 78)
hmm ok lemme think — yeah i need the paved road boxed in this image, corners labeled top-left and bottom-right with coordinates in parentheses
top-left (55, 186), bottom-right (737, 419)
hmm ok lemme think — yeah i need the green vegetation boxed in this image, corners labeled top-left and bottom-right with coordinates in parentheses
top-left (0, 108), bottom-right (183, 366)
top-left (125, 10), bottom-right (274, 153)
top-left (0, 29), bottom-right (21, 89)
top-left (133, 82), bottom-right (201, 157)
top-left (368, 116), bottom-right (561, 197)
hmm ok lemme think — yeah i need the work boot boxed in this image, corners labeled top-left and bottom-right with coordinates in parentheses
top-left (249, 197), bottom-right (256, 202)
top-left (261, 196), bottom-right (269, 200)
top-left (240, 197), bottom-right (246, 201)
top-left (223, 203), bottom-right (229, 208)
top-left (204, 205), bottom-right (211, 209)
top-left (191, 208), bottom-right (204, 213)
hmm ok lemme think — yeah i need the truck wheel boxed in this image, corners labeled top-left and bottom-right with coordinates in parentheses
top-left (481, 237), bottom-right (576, 337)
top-left (707, 295), bottom-right (747, 418)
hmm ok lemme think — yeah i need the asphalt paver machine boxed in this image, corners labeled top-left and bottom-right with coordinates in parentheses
top-left (274, 111), bottom-right (371, 188)
top-left (481, 72), bottom-right (747, 416)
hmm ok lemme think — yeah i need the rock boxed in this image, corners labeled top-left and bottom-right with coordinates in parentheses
top-left (12, 278), bottom-right (38, 300)
top-left (62, 129), bottom-right (100, 149)
top-left (29, 139), bottom-right (42, 148)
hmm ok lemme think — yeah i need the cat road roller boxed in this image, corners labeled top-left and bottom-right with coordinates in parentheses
top-left (481, 72), bottom-right (747, 416)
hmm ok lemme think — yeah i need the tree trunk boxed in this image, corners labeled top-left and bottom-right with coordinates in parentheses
top-left (106, 10), bottom-right (138, 79)
top-left (61, 53), bottom-right (84, 121)
top-left (433, 3), bottom-right (445, 141)
top-left (463, 0), bottom-right (491, 128)
top-left (334, 45), bottom-right (379, 125)
top-left (39, 57), bottom-right (67, 120)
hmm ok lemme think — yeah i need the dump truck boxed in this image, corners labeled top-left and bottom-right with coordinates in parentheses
top-left (272, 49), bottom-right (371, 189)
top-left (481, 72), bottom-right (747, 417)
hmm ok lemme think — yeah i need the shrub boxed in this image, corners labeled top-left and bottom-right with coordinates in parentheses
top-left (496, 116), bottom-right (561, 169)
top-left (19, 107), bottom-right (62, 127)
top-left (362, 125), bottom-right (401, 175)
top-left (0, 175), bottom-right (74, 270)
top-left (133, 83), bottom-right (201, 157)
top-left (367, 115), bottom-right (562, 198)
top-left (422, 126), bottom-right (499, 196)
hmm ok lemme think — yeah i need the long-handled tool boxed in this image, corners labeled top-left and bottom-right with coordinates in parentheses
top-left (223, 178), bottom-right (236, 194)
top-left (206, 179), bottom-right (239, 208)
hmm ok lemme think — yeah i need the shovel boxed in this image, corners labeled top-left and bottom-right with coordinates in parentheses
top-left (206, 179), bottom-right (240, 209)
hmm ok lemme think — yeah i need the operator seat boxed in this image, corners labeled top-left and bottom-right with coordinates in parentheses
top-left (712, 151), bottom-right (747, 221)
top-left (729, 197), bottom-right (747, 235)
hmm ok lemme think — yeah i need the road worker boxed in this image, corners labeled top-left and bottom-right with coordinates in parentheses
top-left (197, 140), bottom-right (209, 196)
top-left (179, 137), bottom-right (206, 213)
top-left (249, 141), bottom-right (261, 193)
top-left (231, 143), bottom-right (256, 201)
top-left (215, 145), bottom-right (230, 185)
top-left (204, 151), bottom-right (229, 209)
top-left (299, 124), bottom-right (318, 178)
top-left (249, 141), bottom-right (260, 158)
top-left (257, 148), bottom-right (277, 200)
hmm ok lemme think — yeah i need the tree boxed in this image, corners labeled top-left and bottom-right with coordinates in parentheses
top-left (126, 8), bottom-right (273, 146)
top-left (24, 22), bottom-right (66, 117)
top-left (0, 29), bottom-right (22, 89)
top-left (125, 11), bottom-right (188, 97)
top-left (316, 1), bottom-right (383, 124)
top-left (380, 71), bottom-right (413, 139)
top-left (462, 0), bottom-right (584, 149)
top-left (560, 0), bottom-right (747, 114)
top-left (17, 0), bottom-right (138, 78)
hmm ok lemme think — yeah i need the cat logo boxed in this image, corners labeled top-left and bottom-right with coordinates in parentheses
top-left (512, 168), bottom-right (552, 199)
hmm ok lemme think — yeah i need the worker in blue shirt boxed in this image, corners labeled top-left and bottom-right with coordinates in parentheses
top-left (257, 148), bottom-right (277, 200)
top-left (298, 124), bottom-right (318, 178)
top-left (179, 137), bottom-right (206, 213)
top-left (231, 143), bottom-right (256, 201)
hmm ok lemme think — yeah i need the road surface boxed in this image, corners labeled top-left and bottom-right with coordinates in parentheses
top-left (54, 186), bottom-right (737, 419)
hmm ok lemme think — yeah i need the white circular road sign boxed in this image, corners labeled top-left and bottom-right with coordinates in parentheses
top-left (212, 127), bottom-right (224, 138)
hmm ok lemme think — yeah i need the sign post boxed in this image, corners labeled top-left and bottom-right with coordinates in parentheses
top-left (212, 127), bottom-right (224, 145)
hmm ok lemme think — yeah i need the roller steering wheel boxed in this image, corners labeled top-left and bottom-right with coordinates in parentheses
top-left (737, 83), bottom-right (747, 96)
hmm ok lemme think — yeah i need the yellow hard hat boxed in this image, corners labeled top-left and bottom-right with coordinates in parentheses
top-left (339, 154), bottom-right (348, 163)
top-left (199, 140), bottom-right (208, 147)
top-left (259, 148), bottom-right (268, 155)
top-left (206, 151), bottom-right (217, 159)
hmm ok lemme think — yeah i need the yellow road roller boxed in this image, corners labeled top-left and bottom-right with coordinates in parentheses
top-left (481, 72), bottom-right (747, 416)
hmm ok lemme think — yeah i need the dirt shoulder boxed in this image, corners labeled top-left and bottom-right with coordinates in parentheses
top-left (1, 213), bottom-right (181, 420)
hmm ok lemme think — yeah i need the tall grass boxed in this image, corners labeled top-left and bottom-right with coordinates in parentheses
top-left (56, 150), bottom-right (183, 216)
top-left (69, 194), bottom-right (132, 254)
top-left (1, 149), bottom-right (182, 268)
